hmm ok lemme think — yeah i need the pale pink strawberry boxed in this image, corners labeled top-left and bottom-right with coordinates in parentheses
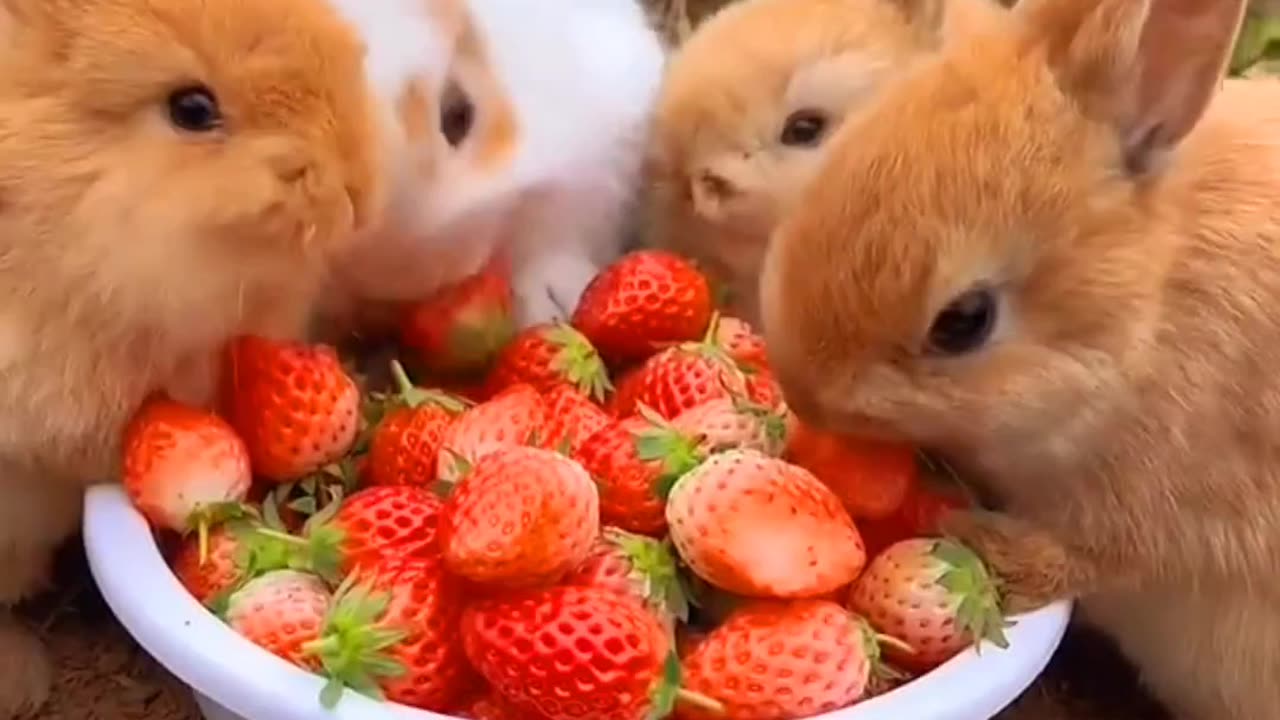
top-left (436, 384), bottom-right (547, 484)
top-left (848, 538), bottom-right (1009, 672)
top-left (671, 397), bottom-right (789, 457)
top-left (225, 570), bottom-right (331, 669)
top-left (665, 449), bottom-right (865, 598)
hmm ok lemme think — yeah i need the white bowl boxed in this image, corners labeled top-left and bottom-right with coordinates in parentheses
top-left (84, 483), bottom-right (1072, 720)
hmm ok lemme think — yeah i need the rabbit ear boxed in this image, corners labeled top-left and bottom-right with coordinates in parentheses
top-left (1020, 0), bottom-right (1247, 174)
top-left (884, 0), bottom-right (945, 35)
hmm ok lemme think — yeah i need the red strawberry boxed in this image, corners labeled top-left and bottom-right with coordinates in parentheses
top-left (223, 335), bottom-right (360, 482)
top-left (460, 692), bottom-right (547, 720)
top-left (712, 316), bottom-right (769, 371)
top-left (172, 524), bottom-right (246, 605)
top-left (541, 385), bottom-right (612, 456)
top-left (615, 335), bottom-right (751, 420)
top-left (366, 360), bottom-right (467, 487)
top-left (436, 383), bottom-right (547, 484)
top-left (574, 412), bottom-right (703, 536)
top-left (311, 555), bottom-right (473, 710)
top-left (857, 480), bottom-right (973, 557)
top-left (441, 446), bottom-right (598, 588)
top-left (122, 397), bottom-right (251, 557)
top-left (739, 367), bottom-right (783, 410)
top-left (487, 323), bottom-right (612, 402)
top-left (571, 250), bottom-right (713, 365)
top-left (401, 260), bottom-right (515, 376)
top-left (606, 367), bottom-right (646, 417)
top-left (671, 397), bottom-right (788, 457)
top-left (848, 538), bottom-right (1009, 673)
top-left (900, 481), bottom-right (971, 535)
top-left (665, 449), bottom-right (865, 598)
top-left (785, 421), bottom-right (918, 520)
top-left (675, 627), bottom-right (708, 660)
top-left (225, 569), bottom-right (330, 670)
top-left (676, 600), bottom-right (884, 719)
top-left (313, 485), bottom-right (443, 574)
top-left (461, 586), bottom-right (677, 720)
top-left (563, 527), bottom-right (689, 627)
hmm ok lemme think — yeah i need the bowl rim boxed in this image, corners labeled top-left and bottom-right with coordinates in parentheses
top-left (83, 482), bottom-right (1072, 720)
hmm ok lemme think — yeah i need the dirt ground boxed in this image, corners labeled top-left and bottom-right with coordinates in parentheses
top-left (20, 537), bottom-right (1168, 720)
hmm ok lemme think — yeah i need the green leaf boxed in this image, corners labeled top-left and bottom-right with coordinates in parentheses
top-left (647, 651), bottom-right (682, 720)
top-left (930, 539), bottom-right (1013, 652)
top-left (319, 678), bottom-right (345, 709)
top-left (288, 496), bottom-right (318, 516)
top-left (545, 323), bottom-right (615, 402)
top-left (1231, 9), bottom-right (1280, 76)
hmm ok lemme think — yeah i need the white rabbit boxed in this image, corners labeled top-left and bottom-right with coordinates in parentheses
top-left (324, 0), bottom-right (666, 330)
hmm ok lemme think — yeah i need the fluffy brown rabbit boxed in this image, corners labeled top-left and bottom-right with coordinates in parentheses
top-left (0, 0), bottom-right (384, 713)
top-left (646, 0), bottom-right (1004, 324)
top-left (759, 0), bottom-right (1280, 717)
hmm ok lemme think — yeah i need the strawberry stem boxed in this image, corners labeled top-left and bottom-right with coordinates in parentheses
top-left (197, 517), bottom-right (210, 567)
top-left (675, 689), bottom-right (725, 715)
top-left (875, 633), bottom-right (916, 655)
top-left (254, 527), bottom-right (310, 548)
top-left (390, 359), bottom-right (415, 398)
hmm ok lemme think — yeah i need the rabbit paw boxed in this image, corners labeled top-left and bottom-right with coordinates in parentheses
top-left (0, 617), bottom-right (51, 718)
top-left (941, 510), bottom-right (1078, 614)
top-left (513, 254), bottom-right (601, 328)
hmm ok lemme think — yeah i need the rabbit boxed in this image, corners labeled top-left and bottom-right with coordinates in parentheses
top-left (0, 0), bottom-right (384, 713)
top-left (645, 0), bottom-right (1005, 325)
top-left (757, 0), bottom-right (1280, 716)
top-left (322, 0), bottom-right (667, 333)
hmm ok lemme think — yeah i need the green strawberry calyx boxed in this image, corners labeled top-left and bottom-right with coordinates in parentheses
top-left (204, 515), bottom-right (342, 616)
top-left (184, 501), bottom-right (255, 567)
top-left (388, 359), bottom-right (470, 414)
top-left (723, 388), bottom-right (789, 456)
top-left (304, 572), bottom-right (408, 709)
top-left (243, 523), bottom-right (345, 587)
top-left (650, 651), bottom-right (725, 720)
top-left (545, 323), bottom-right (615, 402)
top-left (604, 527), bottom-right (691, 623)
top-left (633, 404), bottom-right (706, 499)
top-left (932, 539), bottom-right (1013, 652)
top-left (852, 615), bottom-right (912, 684)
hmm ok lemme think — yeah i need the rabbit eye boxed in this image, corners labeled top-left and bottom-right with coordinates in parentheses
top-left (926, 287), bottom-right (998, 356)
top-left (441, 82), bottom-right (475, 147)
top-left (167, 85), bottom-right (222, 133)
top-left (780, 109), bottom-right (828, 147)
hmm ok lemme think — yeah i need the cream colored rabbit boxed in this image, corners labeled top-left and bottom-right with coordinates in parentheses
top-left (760, 0), bottom-right (1280, 717)
top-left (325, 0), bottom-right (666, 332)
top-left (646, 0), bottom-right (1004, 324)
top-left (0, 0), bottom-right (384, 714)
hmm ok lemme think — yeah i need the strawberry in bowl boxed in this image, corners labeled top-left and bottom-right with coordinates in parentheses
top-left (84, 251), bottom-right (1071, 720)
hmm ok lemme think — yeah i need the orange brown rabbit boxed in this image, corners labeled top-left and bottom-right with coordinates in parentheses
top-left (0, 0), bottom-right (384, 714)
top-left (760, 0), bottom-right (1278, 717)
top-left (646, 0), bottom-right (1004, 324)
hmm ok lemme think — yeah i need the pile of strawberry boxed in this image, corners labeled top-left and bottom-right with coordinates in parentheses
top-left (120, 249), bottom-right (1013, 720)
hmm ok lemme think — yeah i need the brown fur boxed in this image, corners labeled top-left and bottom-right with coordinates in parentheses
top-left (0, 0), bottom-right (384, 713)
top-left (645, 0), bottom-right (1004, 324)
top-left (759, 0), bottom-right (1280, 717)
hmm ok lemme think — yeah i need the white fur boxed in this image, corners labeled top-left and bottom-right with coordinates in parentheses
top-left (327, 0), bottom-right (666, 327)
